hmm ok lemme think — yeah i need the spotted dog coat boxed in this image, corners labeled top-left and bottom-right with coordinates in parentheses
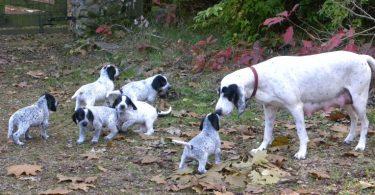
top-left (112, 95), bottom-right (172, 136)
top-left (173, 113), bottom-right (221, 174)
top-left (71, 64), bottom-right (119, 110)
top-left (72, 106), bottom-right (119, 144)
top-left (8, 93), bottom-right (58, 145)
top-left (215, 51), bottom-right (375, 159)
top-left (106, 74), bottom-right (171, 105)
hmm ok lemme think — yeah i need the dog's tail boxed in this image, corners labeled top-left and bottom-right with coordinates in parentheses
top-left (172, 140), bottom-right (193, 150)
top-left (8, 116), bottom-right (14, 139)
top-left (157, 106), bottom-right (172, 117)
top-left (364, 55), bottom-right (375, 90)
top-left (71, 90), bottom-right (82, 100)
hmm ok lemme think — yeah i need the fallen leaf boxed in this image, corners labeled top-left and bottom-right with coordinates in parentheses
top-left (165, 126), bottom-right (181, 136)
top-left (359, 181), bottom-right (375, 189)
top-left (26, 70), bottom-right (45, 79)
top-left (180, 131), bottom-right (199, 138)
top-left (342, 151), bottom-right (362, 157)
top-left (309, 170), bottom-right (330, 180)
top-left (69, 182), bottom-right (95, 192)
top-left (164, 149), bottom-right (177, 154)
top-left (7, 164), bottom-right (42, 177)
top-left (251, 150), bottom-right (268, 165)
top-left (141, 156), bottom-right (159, 164)
top-left (151, 174), bottom-right (166, 184)
top-left (97, 165), bottom-right (108, 172)
top-left (214, 191), bottom-right (234, 195)
top-left (222, 141), bottom-right (235, 150)
top-left (280, 188), bottom-right (299, 195)
top-left (198, 171), bottom-right (225, 192)
top-left (15, 81), bottom-right (29, 88)
top-left (80, 151), bottom-right (99, 160)
top-left (267, 154), bottom-right (286, 167)
top-left (113, 135), bottom-right (126, 141)
top-left (176, 167), bottom-right (194, 175)
top-left (327, 111), bottom-right (347, 121)
top-left (57, 174), bottom-right (83, 183)
top-left (330, 124), bottom-right (348, 133)
top-left (245, 185), bottom-right (264, 194)
top-left (39, 188), bottom-right (72, 195)
top-left (250, 169), bottom-right (280, 185)
top-left (224, 174), bottom-right (246, 188)
top-left (270, 136), bottom-right (290, 147)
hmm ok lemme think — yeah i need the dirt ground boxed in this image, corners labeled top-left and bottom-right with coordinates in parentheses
top-left (0, 29), bottom-right (374, 194)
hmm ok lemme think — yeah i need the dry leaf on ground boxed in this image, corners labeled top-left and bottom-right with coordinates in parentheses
top-left (267, 154), bottom-right (286, 167)
top-left (342, 151), bottom-right (362, 157)
top-left (39, 188), bottom-right (72, 195)
top-left (57, 174), bottom-right (83, 183)
top-left (280, 188), bottom-right (299, 195)
top-left (97, 165), bottom-right (108, 172)
top-left (26, 70), bottom-right (45, 78)
top-left (69, 182), bottom-right (95, 192)
top-left (7, 164), bottom-right (42, 177)
top-left (85, 176), bottom-right (98, 184)
top-left (309, 170), bottom-right (330, 180)
top-left (141, 156), bottom-right (159, 164)
top-left (151, 174), bottom-right (166, 184)
top-left (359, 181), bottom-right (375, 189)
top-left (80, 151), bottom-right (99, 160)
top-left (15, 81), bottom-right (29, 88)
top-left (330, 124), bottom-right (348, 133)
top-left (224, 174), bottom-right (246, 188)
top-left (245, 185), bottom-right (264, 194)
top-left (270, 136), bottom-right (290, 147)
top-left (222, 141), bottom-right (235, 150)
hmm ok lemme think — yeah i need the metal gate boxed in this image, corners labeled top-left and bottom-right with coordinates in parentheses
top-left (0, 0), bottom-right (67, 34)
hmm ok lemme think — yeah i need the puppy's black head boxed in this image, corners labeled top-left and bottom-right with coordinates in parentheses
top-left (200, 113), bottom-right (220, 131)
top-left (72, 108), bottom-right (85, 124)
top-left (106, 65), bottom-right (117, 81)
top-left (221, 84), bottom-right (239, 108)
top-left (112, 95), bottom-right (122, 108)
top-left (151, 75), bottom-right (167, 92)
top-left (44, 93), bottom-right (57, 111)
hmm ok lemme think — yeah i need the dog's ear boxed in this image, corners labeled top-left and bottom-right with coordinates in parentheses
top-left (125, 96), bottom-right (137, 110)
top-left (44, 93), bottom-right (57, 111)
top-left (199, 117), bottom-right (205, 131)
top-left (112, 95), bottom-right (122, 108)
top-left (208, 113), bottom-right (220, 130)
top-left (106, 66), bottom-right (116, 81)
top-left (72, 108), bottom-right (85, 124)
top-left (224, 84), bottom-right (246, 115)
top-left (72, 111), bottom-right (78, 124)
top-left (217, 87), bottom-right (221, 96)
top-left (151, 75), bottom-right (167, 91)
top-left (87, 109), bottom-right (94, 122)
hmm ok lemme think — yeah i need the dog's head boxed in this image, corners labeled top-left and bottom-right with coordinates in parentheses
top-left (44, 93), bottom-right (58, 111)
top-left (112, 95), bottom-right (137, 113)
top-left (215, 83), bottom-right (246, 116)
top-left (100, 63), bottom-right (120, 81)
top-left (72, 108), bottom-right (94, 128)
top-left (199, 112), bottom-right (220, 131)
top-left (151, 75), bottom-right (172, 97)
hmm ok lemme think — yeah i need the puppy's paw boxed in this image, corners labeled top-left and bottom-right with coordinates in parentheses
top-left (41, 134), bottom-right (49, 140)
top-left (14, 141), bottom-right (24, 146)
top-left (77, 140), bottom-right (84, 145)
top-left (354, 144), bottom-right (365, 151)
top-left (344, 136), bottom-right (355, 144)
top-left (91, 140), bottom-right (98, 145)
top-left (144, 131), bottom-right (154, 136)
top-left (104, 136), bottom-right (112, 142)
top-left (198, 168), bottom-right (207, 174)
top-left (294, 151), bottom-right (306, 160)
top-left (250, 148), bottom-right (264, 155)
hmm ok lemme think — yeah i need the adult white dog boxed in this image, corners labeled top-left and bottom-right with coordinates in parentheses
top-left (215, 51), bottom-right (375, 159)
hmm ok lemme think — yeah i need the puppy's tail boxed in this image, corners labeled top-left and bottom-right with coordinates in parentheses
top-left (8, 116), bottom-right (14, 139)
top-left (172, 140), bottom-right (193, 150)
top-left (157, 106), bottom-right (172, 117)
top-left (71, 90), bottom-right (82, 100)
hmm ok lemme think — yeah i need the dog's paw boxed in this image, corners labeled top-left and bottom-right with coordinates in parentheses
top-left (354, 143), bottom-right (365, 151)
top-left (344, 136), bottom-right (355, 144)
top-left (198, 168), bottom-right (207, 174)
top-left (250, 148), bottom-right (264, 155)
top-left (42, 134), bottom-right (49, 140)
top-left (15, 141), bottom-right (24, 146)
top-left (144, 132), bottom-right (154, 136)
top-left (104, 136), bottom-right (112, 142)
top-left (77, 140), bottom-right (84, 145)
top-left (91, 140), bottom-right (98, 145)
top-left (294, 151), bottom-right (306, 160)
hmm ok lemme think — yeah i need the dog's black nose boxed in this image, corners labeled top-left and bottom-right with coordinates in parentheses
top-left (120, 105), bottom-right (125, 109)
top-left (82, 121), bottom-right (88, 127)
top-left (215, 109), bottom-right (222, 116)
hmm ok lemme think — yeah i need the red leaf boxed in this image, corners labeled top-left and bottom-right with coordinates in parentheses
top-left (239, 52), bottom-right (252, 66)
top-left (277, 11), bottom-right (289, 18)
top-left (262, 17), bottom-right (286, 27)
top-left (224, 47), bottom-right (232, 59)
top-left (346, 27), bottom-right (355, 38)
top-left (197, 40), bottom-right (206, 47)
top-left (321, 30), bottom-right (345, 52)
top-left (192, 55), bottom-right (206, 72)
top-left (282, 26), bottom-right (294, 46)
top-left (250, 41), bottom-right (264, 65)
top-left (344, 40), bottom-right (358, 53)
top-left (298, 40), bottom-right (315, 55)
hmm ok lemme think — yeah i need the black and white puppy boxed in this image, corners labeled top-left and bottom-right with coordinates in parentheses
top-left (71, 63), bottom-right (120, 110)
top-left (106, 74), bottom-right (171, 105)
top-left (8, 93), bottom-right (58, 145)
top-left (173, 113), bottom-right (221, 174)
top-left (72, 106), bottom-right (119, 144)
top-left (113, 95), bottom-right (172, 135)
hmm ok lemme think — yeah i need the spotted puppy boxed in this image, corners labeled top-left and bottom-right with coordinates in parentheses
top-left (106, 74), bottom-right (171, 105)
top-left (72, 106), bottom-right (119, 144)
top-left (8, 93), bottom-right (58, 145)
top-left (71, 63), bottom-right (119, 110)
top-left (113, 95), bottom-right (171, 135)
top-left (173, 113), bottom-right (221, 174)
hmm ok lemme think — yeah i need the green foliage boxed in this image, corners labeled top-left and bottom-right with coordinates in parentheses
top-left (319, 0), bottom-right (349, 30)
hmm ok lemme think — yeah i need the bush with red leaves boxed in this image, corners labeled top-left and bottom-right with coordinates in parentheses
top-left (95, 25), bottom-right (112, 36)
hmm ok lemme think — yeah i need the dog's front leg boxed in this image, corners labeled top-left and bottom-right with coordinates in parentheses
top-left (121, 120), bottom-right (135, 131)
top-left (197, 153), bottom-right (208, 174)
top-left (214, 148), bottom-right (221, 164)
top-left (41, 121), bottom-right (49, 140)
top-left (288, 104), bottom-right (309, 159)
top-left (251, 105), bottom-right (277, 154)
top-left (104, 124), bottom-right (119, 141)
top-left (77, 127), bottom-right (86, 144)
top-left (91, 128), bottom-right (102, 144)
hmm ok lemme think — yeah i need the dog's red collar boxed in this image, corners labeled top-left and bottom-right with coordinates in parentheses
top-left (250, 66), bottom-right (258, 98)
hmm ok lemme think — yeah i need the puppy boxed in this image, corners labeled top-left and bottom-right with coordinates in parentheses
top-left (173, 113), bottom-right (221, 174)
top-left (215, 51), bottom-right (375, 159)
top-left (72, 106), bottom-right (119, 144)
top-left (71, 63), bottom-right (119, 110)
top-left (8, 93), bottom-right (58, 145)
top-left (113, 95), bottom-right (171, 135)
top-left (106, 74), bottom-right (171, 105)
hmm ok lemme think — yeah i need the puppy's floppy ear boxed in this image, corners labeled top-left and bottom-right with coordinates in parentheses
top-left (151, 75), bottom-right (167, 91)
top-left (44, 93), bottom-right (57, 111)
top-left (87, 109), bottom-right (94, 122)
top-left (112, 95), bottom-right (122, 108)
top-left (72, 111), bottom-right (78, 124)
top-left (125, 95), bottom-right (137, 110)
top-left (106, 66), bottom-right (116, 81)
top-left (72, 108), bottom-right (85, 124)
top-left (208, 113), bottom-right (220, 130)
top-left (199, 117), bottom-right (205, 131)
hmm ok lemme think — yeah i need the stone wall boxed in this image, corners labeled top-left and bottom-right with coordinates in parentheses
top-left (70, 0), bottom-right (148, 37)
